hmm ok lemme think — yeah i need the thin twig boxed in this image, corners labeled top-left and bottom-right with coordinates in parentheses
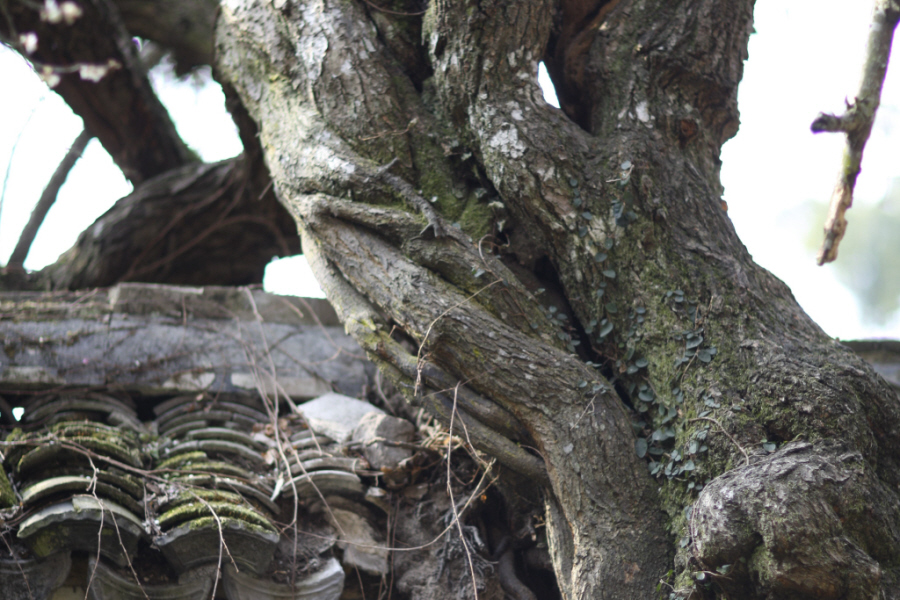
top-left (359, 0), bottom-right (426, 17)
top-left (186, 490), bottom-right (238, 599)
top-left (120, 172), bottom-right (247, 280)
top-left (265, 464), bottom-right (498, 554)
top-left (446, 385), bottom-right (480, 600)
top-left (359, 118), bottom-right (417, 142)
top-left (84, 460), bottom-right (105, 600)
top-left (0, 532), bottom-right (33, 600)
top-left (371, 159), bottom-right (446, 238)
top-left (101, 503), bottom-right (148, 600)
top-left (240, 291), bottom-right (345, 590)
top-left (812, 0), bottom-right (900, 264)
top-left (0, 93), bottom-right (45, 245)
top-left (81, 451), bottom-right (147, 600)
top-left (689, 416), bottom-right (749, 466)
top-left (414, 279), bottom-right (502, 395)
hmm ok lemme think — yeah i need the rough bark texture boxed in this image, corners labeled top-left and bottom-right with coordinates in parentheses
top-left (5, 0), bottom-right (900, 598)
top-left (111, 0), bottom-right (219, 73)
top-left (38, 157), bottom-right (299, 289)
top-left (212, 1), bottom-right (900, 599)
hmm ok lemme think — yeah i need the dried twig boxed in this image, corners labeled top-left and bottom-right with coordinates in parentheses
top-left (186, 490), bottom-right (238, 600)
top-left (119, 171), bottom-right (247, 281)
top-left (79, 451), bottom-right (149, 600)
top-left (446, 385), bottom-right (480, 600)
top-left (370, 159), bottom-right (447, 238)
top-left (0, 531), bottom-right (33, 600)
top-left (359, 0), bottom-right (426, 17)
top-left (812, 0), bottom-right (900, 264)
top-left (689, 416), bottom-right (750, 467)
top-left (237, 293), bottom-right (345, 590)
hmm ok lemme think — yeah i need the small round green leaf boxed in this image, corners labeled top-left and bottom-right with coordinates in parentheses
top-left (635, 438), bottom-right (648, 458)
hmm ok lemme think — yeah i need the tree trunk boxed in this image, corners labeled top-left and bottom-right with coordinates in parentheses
top-left (5, 0), bottom-right (900, 597)
top-left (213, 1), bottom-right (900, 598)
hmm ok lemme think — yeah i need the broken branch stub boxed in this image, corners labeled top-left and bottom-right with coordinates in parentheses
top-left (812, 0), bottom-right (900, 265)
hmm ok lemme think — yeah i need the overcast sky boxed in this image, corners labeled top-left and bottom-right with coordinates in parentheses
top-left (1, 0), bottom-right (898, 339)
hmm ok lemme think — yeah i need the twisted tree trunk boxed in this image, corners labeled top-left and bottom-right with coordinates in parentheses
top-left (6, 0), bottom-right (898, 596)
top-left (213, 1), bottom-right (900, 598)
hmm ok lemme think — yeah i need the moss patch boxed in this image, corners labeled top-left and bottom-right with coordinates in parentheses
top-left (0, 468), bottom-right (15, 508)
top-left (182, 515), bottom-right (277, 535)
top-left (157, 451), bottom-right (208, 470)
top-left (159, 501), bottom-right (273, 532)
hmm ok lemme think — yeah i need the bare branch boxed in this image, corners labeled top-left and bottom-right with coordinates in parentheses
top-left (812, 0), bottom-right (900, 265)
top-left (0, 91), bottom-right (45, 247)
top-left (6, 127), bottom-right (93, 271)
top-left (110, 0), bottom-right (217, 73)
top-left (0, 0), bottom-right (194, 183)
top-left (39, 158), bottom-right (299, 289)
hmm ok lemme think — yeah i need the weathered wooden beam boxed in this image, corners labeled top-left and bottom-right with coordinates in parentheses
top-left (0, 284), bottom-right (373, 401)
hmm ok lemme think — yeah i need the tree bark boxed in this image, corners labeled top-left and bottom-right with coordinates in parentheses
top-left (38, 157), bottom-right (299, 289)
top-left (213, 1), bottom-right (900, 598)
top-left (111, 0), bottom-right (219, 73)
top-left (6, 0), bottom-right (900, 598)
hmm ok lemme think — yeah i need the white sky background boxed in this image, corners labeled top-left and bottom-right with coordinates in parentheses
top-left (0, 0), bottom-right (898, 339)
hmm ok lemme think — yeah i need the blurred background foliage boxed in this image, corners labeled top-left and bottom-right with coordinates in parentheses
top-left (806, 177), bottom-right (900, 325)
